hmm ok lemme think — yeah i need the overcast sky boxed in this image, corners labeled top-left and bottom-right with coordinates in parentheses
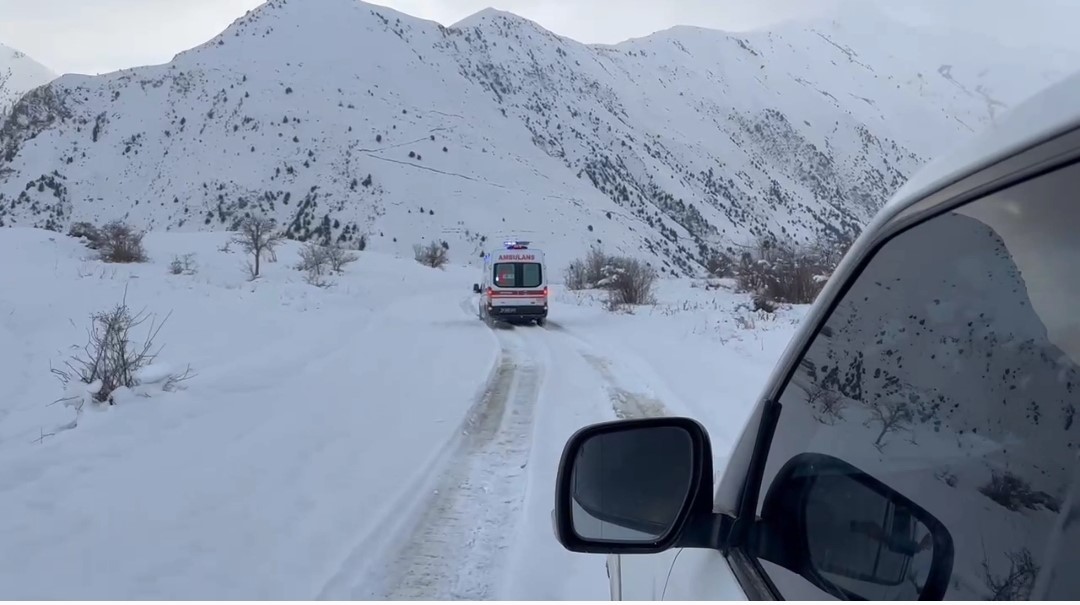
top-left (0, 0), bottom-right (1074, 76)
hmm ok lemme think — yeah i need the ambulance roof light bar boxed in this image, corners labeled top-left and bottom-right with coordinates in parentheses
top-left (503, 240), bottom-right (530, 250)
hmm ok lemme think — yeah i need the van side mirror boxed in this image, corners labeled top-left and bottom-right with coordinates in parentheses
top-left (553, 417), bottom-right (715, 554)
top-left (755, 453), bottom-right (954, 600)
top-left (472, 283), bottom-right (481, 293)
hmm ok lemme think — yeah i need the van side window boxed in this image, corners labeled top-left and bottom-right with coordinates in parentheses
top-left (757, 161), bottom-right (1080, 599)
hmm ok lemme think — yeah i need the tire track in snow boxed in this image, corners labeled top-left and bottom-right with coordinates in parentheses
top-left (580, 352), bottom-right (671, 419)
top-left (377, 329), bottom-right (543, 600)
top-left (541, 321), bottom-right (673, 420)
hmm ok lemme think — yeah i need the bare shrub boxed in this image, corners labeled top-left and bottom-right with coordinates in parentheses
top-left (296, 242), bottom-right (331, 286)
top-left (807, 383), bottom-right (846, 424)
top-left (168, 253), bottom-right (197, 275)
top-left (51, 292), bottom-right (170, 404)
top-left (326, 244), bottom-right (359, 272)
top-left (582, 248), bottom-right (609, 285)
top-left (563, 261), bottom-right (589, 291)
top-left (296, 242), bottom-right (330, 273)
top-left (704, 251), bottom-right (733, 278)
top-left (564, 249), bottom-right (656, 306)
top-left (68, 221), bottom-right (102, 249)
top-left (97, 221), bottom-right (148, 263)
top-left (734, 235), bottom-right (853, 306)
top-left (563, 248), bottom-right (629, 291)
top-left (304, 271), bottom-right (330, 288)
top-left (414, 241), bottom-right (449, 268)
top-left (979, 471), bottom-right (1060, 512)
top-left (295, 243), bottom-right (358, 286)
top-left (232, 216), bottom-right (283, 279)
top-left (982, 548), bottom-right (1038, 601)
top-left (934, 469), bottom-right (959, 487)
top-left (600, 257), bottom-right (657, 306)
top-left (752, 293), bottom-right (778, 314)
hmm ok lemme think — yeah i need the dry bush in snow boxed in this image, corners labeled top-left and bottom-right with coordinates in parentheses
top-left (326, 243), bottom-right (359, 272)
top-left (51, 293), bottom-right (171, 405)
top-left (96, 221), bottom-right (148, 263)
top-left (67, 221), bottom-right (103, 249)
top-left (564, 249), bottom-right (657, 308)
top-left (564, 248), bottom-right (610, 290)
top-left (734, 233), bottom-right (857, 307)
top-left (296, 242), bottom-right (358, 286)
top-left (414, 240), bottom-right (449, 268)
top-left (168, 253), bottom-right (198, 275)
top-left (601, 256), bottom-right (657, 307)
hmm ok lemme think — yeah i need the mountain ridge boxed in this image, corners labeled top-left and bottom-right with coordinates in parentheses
top-left (0, 42), bottom-right (57, 112)
top-left (0, 0), bottom-right (1069, 275)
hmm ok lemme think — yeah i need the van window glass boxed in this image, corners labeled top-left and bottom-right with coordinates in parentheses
top-left (494, 263), bottom-right (543, 288)
top-left (494, 264), bottom-right (516, 286)
top-left (757, 161), bottom-right (1080, 600)
top-left (522, 263), bottom-right (543, 288)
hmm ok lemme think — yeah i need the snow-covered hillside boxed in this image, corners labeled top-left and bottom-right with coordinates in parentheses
top-left (0, 0), bottom-right (1068, 277)
top-left (0, 42), bottom-right (56, 112)
top-left (0, 226), bottom-right (799, 598)
top-left (771, 0), bottom-right (1072, 143)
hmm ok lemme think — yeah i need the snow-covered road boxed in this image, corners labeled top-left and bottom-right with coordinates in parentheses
top-left (317, 303), bottom-right (685, 600)
top-left (0, 229), bottom-right (800, 600)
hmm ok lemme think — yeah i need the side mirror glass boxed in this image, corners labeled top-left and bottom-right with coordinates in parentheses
top-left (758, 453), bottom-right (954, 600)
top-left (472, 283), bottom-right (481, 293)
top-left (554, 417), bottom-right (713, 554)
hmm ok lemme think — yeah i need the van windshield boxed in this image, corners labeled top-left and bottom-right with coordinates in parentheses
top-left (494, 263), bottom-right (543, 288)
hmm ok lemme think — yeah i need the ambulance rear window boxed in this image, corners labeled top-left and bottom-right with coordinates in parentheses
top-left (493, 263), bottom-right (542, 288)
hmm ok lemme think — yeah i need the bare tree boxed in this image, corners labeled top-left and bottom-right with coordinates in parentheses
top-left (807, 383), bottom-right (846, 424)
top-left (865, 399), bottom-right (914, 450)
top-left (232, 216), bottom-right (283, 279)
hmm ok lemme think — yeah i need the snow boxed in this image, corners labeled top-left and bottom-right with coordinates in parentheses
top-left (132, 363), bottom-right (177, 385)
top-left (886, 67), bottom-right (1080, 216)
top-left (1, 0), bottom-right (1074, 599)
top-left (0, 42), bottom-right (56, 110)
top-left (0, 227), bottom-right (801, 599)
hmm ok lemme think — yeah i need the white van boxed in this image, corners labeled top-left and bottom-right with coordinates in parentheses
top-left (473, 241), bottom-right (548, 326)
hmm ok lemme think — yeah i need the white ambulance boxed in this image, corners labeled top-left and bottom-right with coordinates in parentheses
top-left (473, 240), bottom-right (549, 326)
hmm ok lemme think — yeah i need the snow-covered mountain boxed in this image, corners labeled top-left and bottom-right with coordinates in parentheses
top-left (0, 0), bottom-right (1069, 275)
top-left (0, 42), bottom-right (56, 112)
